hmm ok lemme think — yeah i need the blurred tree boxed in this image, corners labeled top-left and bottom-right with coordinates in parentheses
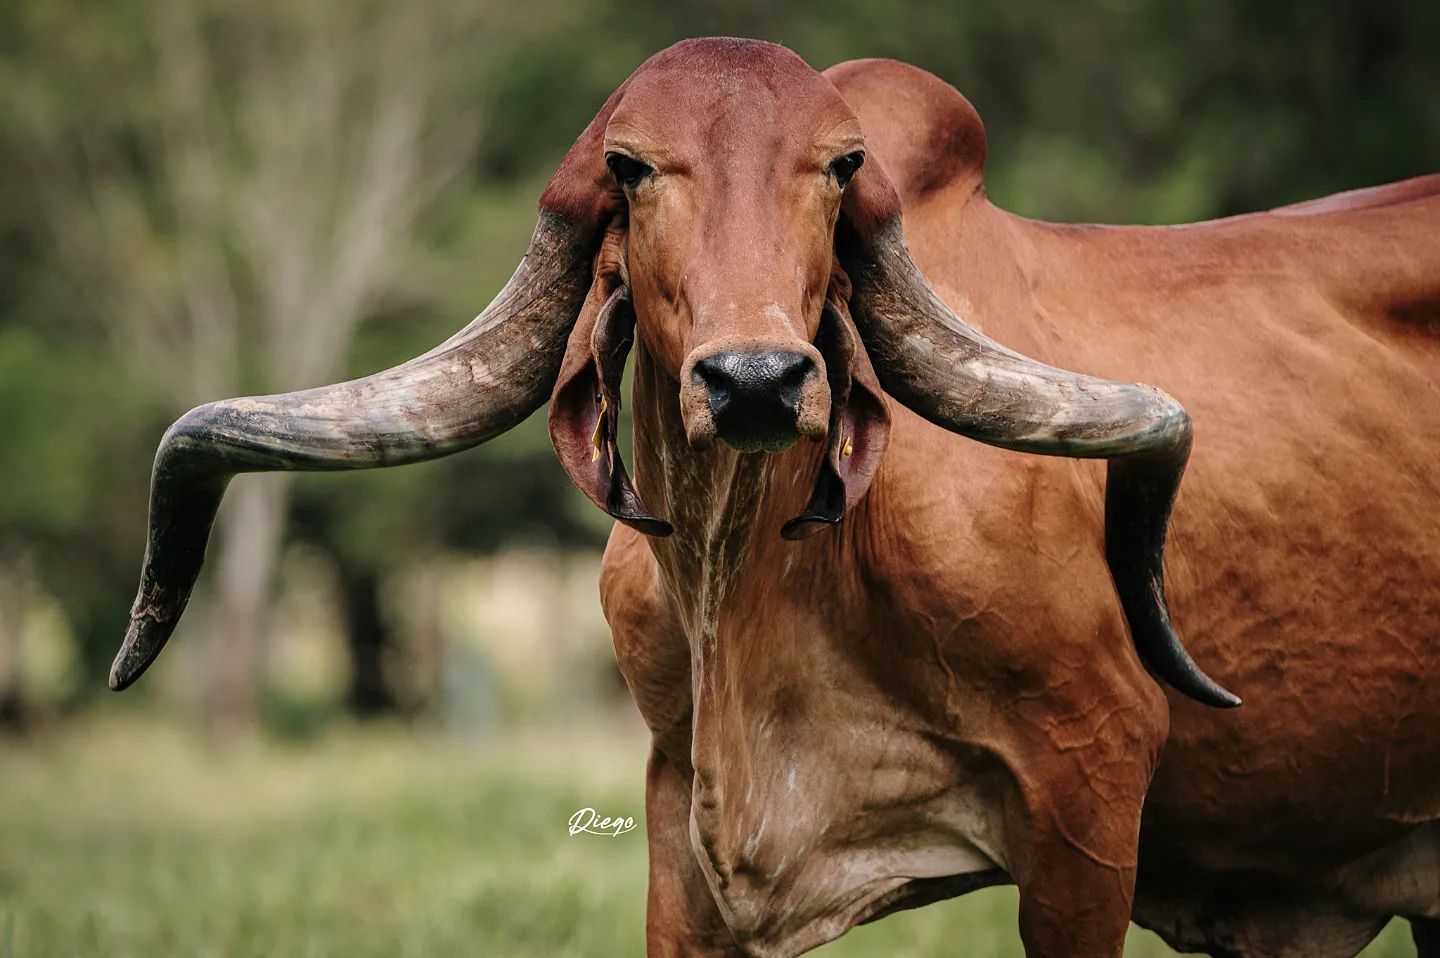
top-left (475, 0), bottom-right (1439, 223)
top-left (6, 0), bottom-right (517, 736)
top-left (0, 317), bottom-right (153, 730)
top-left (0, 548), bottom-right (24, 728)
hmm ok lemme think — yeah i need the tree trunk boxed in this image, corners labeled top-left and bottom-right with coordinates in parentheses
top-left (336, 555), bottom-right (399, 718)
top-left (0, 551), bottom-right (25, 732)
top-left (206, 475), bottom-right (289, 740)
top-left (405, 558), bottom-right (446, 722)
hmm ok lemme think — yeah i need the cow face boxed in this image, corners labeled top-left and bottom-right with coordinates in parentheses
top-left (542, 40), bottom-right (892, 541)
top-left (601, 43), bottom-right (864, 454)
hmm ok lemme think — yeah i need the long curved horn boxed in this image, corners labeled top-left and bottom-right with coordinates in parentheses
top-left (109, 211), bottom-right (594, 691)
top-left (839, 215), bottom-right (1239, 709)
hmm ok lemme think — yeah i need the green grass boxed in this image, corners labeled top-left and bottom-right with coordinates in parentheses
top-left (0, 715), bottom-right (1416, 957)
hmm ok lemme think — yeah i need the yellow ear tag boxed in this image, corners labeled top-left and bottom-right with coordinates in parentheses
top-left (590, 395), bottom-right (609, 462)
top-left (841, 435), bottom-right (854, 458)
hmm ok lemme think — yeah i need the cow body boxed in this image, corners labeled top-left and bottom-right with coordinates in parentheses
top-left (602, 58), bottom-right (1440, 957)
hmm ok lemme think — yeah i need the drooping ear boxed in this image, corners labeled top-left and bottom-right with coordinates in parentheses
top-left (538, 80), bottom-right (629, 227)
top-left (782, 265), bottom-right (891, 539)
top-left (548, 218), bottom-right (672, 537)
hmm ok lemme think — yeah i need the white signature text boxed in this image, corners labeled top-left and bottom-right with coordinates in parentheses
top-left (568, 807), bottom-right (637, 837)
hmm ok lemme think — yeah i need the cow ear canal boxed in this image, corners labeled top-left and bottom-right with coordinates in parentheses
top-left (547, 234), bottom-right (672, 538)
top-left (782, 272), bottom-right (891, 540)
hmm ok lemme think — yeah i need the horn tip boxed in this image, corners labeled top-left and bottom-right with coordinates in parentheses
top-left (1180, 676), bottom-right (1242, 710)
top-left (107, 653), bottom-right (139, 692)
top-left (108, 617), bottom-right (172, 692)
top-left (1209, 688), bottom-right (1243, 709)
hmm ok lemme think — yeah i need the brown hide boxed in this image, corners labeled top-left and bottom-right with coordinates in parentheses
top-left (829, 57), bottom-right (1440, 957)
top-left (597, 43), bottom-right (1440, 958)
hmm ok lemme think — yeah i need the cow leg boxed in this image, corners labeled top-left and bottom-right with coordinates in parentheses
top-left (645, 745), bottom-right (741, 957)
top-left (1415, 917), bottom-right (1440, 957)
top-left (1009, 737), bottom-right (1156, 957)
top-left (1014, 844), bottom-right (1135, 958)
top-left (600, 528), bottom-right (729, 953)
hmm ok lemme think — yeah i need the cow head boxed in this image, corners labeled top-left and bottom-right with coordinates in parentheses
top-left (603, 46), bottom-right (850, 456)
top-left (544, 41), bottom-right (891, 541)
top-left (108, 38), bottom-right (1238, 709)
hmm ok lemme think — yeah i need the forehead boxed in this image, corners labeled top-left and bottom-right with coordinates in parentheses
top-left (607, 40), bottom-right (860, 153)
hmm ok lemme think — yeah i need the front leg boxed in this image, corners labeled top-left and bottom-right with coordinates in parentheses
top-left (645, 746), bottom-right (742, 957)
top-left (1014, 816), bottom-right (1139, 958)
top-left (601, 528), bottom-right (734, 953)
top-left (1007, 692), bottom-right (1164, 957)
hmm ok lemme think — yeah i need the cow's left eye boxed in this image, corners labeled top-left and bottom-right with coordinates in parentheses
top-left (605, 153), bottom-right (652, 189)
top-left (830, 151), bottom-right (865, 188)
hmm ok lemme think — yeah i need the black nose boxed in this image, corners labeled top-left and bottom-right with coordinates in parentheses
top-left (693, 350), bottom-right (816, 452)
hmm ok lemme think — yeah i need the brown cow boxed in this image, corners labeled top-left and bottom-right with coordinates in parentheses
top-left (109, 38), bottom-right (1439, 958)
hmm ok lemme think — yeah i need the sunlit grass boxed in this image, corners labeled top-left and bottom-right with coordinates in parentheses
top-left (0, 714), bottom-right (1415, 957)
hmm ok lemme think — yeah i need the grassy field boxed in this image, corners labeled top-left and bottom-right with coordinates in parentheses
top-left (0, 713), bottom-right (1416, 957)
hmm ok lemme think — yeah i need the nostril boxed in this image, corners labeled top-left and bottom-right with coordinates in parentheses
top-left (693, 360), bottom-right (732, 408)
top-left (780, 357), bottom-right (813, 391)
top-left (691, 349), bottom-right (814, 451)
top-left (777, 354), bottom-right (814, 409)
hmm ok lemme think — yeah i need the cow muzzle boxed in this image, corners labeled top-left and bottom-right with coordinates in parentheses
top-left (680, 340), bottom-right (829, 452)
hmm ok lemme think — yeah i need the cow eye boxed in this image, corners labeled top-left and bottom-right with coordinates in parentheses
top-left (829, 151), bottom-right (865, 188)
top-left (605, 153), bottom-right (652, 189)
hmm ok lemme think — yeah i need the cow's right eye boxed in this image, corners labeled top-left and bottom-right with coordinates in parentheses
top-left (829, 151), bottom-right (865, 188)
top-left (605, 153), bottom-right (652, 188)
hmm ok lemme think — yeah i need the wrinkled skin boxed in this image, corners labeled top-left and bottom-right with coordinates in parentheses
top-left (593, 42), bottom-right (1440, 957)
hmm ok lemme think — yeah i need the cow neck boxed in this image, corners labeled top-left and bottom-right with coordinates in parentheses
top-left (628, 342), bottom-right (833, 647)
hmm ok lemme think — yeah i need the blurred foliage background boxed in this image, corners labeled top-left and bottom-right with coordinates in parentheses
top-left (0, 0), bottom-right (1435, 954)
